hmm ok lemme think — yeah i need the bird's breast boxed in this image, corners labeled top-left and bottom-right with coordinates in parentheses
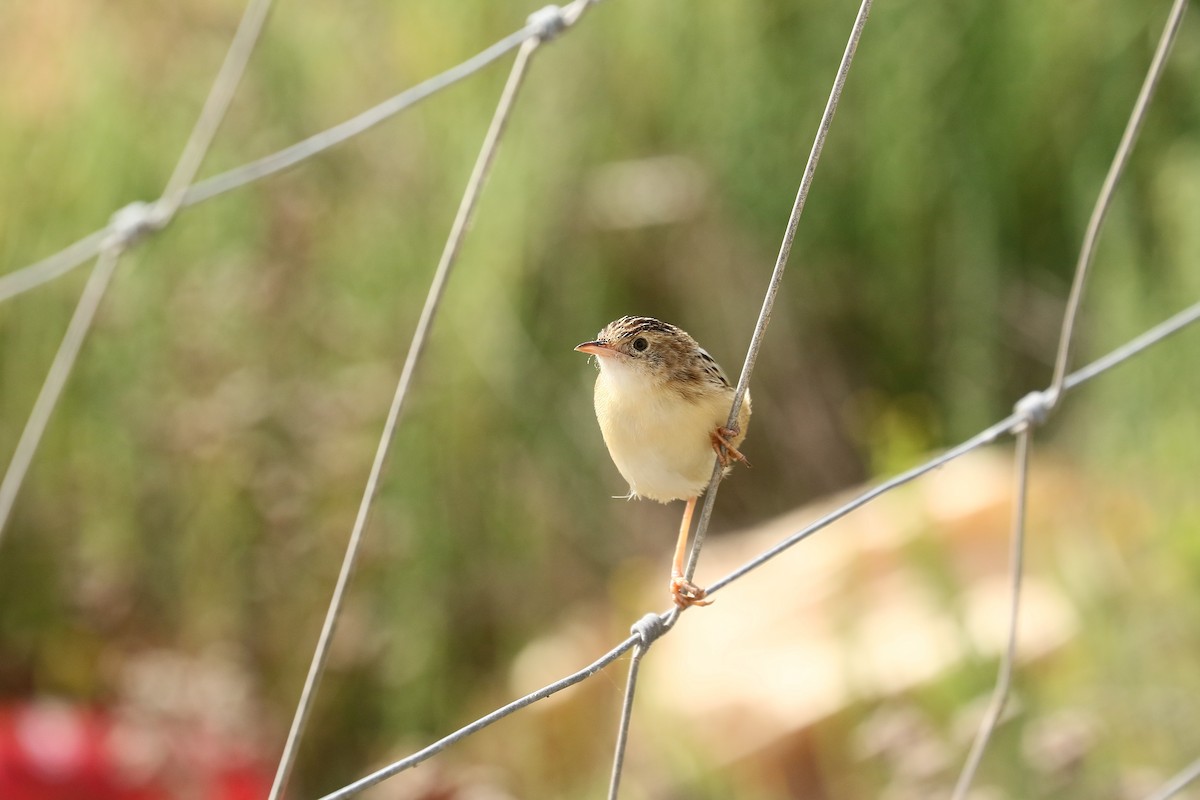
top-left (593, 372), bottom-right (747, 503)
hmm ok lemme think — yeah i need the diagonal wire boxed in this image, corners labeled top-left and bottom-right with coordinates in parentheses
top-left (0, 247), bottom-right (123, 545)
top-left (265, 25), bottom-right (557, 800)
top-left (189, 0), bottom-right (603, 212)
top-left (0, 229), bottom-right (108, 304)
top-left (704, 411), bottom-right (1018, 597)
top-left (607, 644), bottom-right (649, 800)
top-left (156, 0), bottom-right (276, 224)
top-left (951, 426), bottom-right (1033, 800)
top-left (1063, 300), bottom-right (1200, 390)
top-left (0, 0), bottom-right (273, 545)
top-left (179, 23), bottom-right (543, 209)
top-left (1047, 0), bottom-right (1188, 407)
top-left (682, 0), bottom-right (874, 587)
top-left (0, 14), bottom-right (546, 305)
top-left (318, 634), bottom-right (641, 800)
top-left (1145, 756), bottom-right (1200, 800)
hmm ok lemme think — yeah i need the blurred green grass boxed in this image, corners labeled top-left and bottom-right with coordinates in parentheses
top-left (1, 0), bottom-right (1198, 796)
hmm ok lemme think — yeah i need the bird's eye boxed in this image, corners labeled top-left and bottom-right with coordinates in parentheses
top-left (632, 337), bottom-right (648, 352)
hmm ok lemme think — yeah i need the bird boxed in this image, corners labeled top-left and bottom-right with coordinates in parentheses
top-left (575, 315), bottom-right (750, 608)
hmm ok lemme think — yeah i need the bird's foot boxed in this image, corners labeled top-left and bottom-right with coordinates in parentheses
top-left (670, 575), bottom-right (712, 609)
top-left (710, 426), bottom-right (750, 469)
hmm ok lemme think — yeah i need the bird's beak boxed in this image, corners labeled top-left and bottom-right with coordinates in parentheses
top-left (574, 340), bottom-right (615, 357)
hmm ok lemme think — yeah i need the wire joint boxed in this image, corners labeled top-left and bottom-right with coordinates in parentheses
top-left (527, 5), bottom-right (567, 42)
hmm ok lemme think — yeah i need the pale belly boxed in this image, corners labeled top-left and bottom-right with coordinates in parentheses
top-left (594, 377), bottom-right (750, 503)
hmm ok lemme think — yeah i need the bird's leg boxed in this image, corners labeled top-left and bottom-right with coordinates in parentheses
top-left (669, 496), bottom-right (711, 608)
top-left (710, 425), bottom-right (750, 469)
top-left (668, 426), bottom-right (749, 609)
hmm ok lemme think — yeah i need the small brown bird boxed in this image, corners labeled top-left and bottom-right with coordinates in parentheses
top-left (575, 316), bottom-right (750, 608)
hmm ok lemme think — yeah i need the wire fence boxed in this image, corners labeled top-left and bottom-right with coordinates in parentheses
top-left (0, 0), bottom-right (276, 540)
top-left (1, 0), bottom-right (1197, 798)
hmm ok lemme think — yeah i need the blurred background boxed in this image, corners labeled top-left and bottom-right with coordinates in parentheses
top-left (1, 0), bottom-right (1199, 797)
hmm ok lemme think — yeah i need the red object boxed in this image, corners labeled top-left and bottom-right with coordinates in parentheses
top-left (0, 701), bottom-right (270, 800)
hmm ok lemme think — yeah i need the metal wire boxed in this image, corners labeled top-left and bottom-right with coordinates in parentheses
top-left (1145, 756), bottom-right (1200, 800)
top-left (606, 644), bottom-right (648, 800)
top-left (316, 634), bottom-right (641, 800)
top-left (180, 23), bottom-right (541, 209)
top-left (0, 229), bottom-right (107, 304)
top-left (606, 611), bottom-right (673, 800)
top-left (704, 412), bottom-right (1018, 597)
top-left (0, 12), bottom-right (544, 305)
top-left (266, 7), bottom-right (593, 791)
top-left (695, 296), bottom-right (1198, 600)
top-left (1064, 301), bottom-right (1200, 391)
top-left (0, 0), bottom-right (275, 545)
top-left (683, 0), bottom-right (875, 586)
top-left (0, 0), bottom-right (275, 305)
top-left (950, 427), bottom-right (1032, 800)
top-left (0, 0), bottom-right (273, 544)
top-left (1047, 0), bottom-right (1188, 407)
top-left (156, 0), bottom-right (276, 223)
top-left (0, 247), bottom-right (123, 545)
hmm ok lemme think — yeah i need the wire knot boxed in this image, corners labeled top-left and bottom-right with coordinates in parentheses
top-left (527, 5), bottom-right (567, 42)
top-left (630, 613), bottom-right (666, 649)
top-left (1014, 389), bottom-right (1055, 431)
top-left (103, 201), bottom-right (161, 251)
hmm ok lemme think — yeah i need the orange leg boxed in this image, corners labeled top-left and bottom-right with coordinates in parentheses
top-left (669, 496), bottom-right (711, 608)
top-left (710, 426), bottom-right (750, 469)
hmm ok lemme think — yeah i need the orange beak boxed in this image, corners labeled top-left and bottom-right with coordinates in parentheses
top-left (574, 340), bottom-right (616, 357)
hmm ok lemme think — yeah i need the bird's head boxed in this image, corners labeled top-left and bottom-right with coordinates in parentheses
top-left (575, 316), bottom-right (730, 397)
